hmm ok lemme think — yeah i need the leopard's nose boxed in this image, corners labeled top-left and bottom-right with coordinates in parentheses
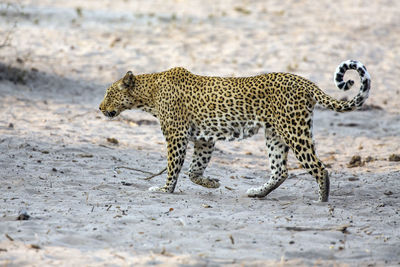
top-left (108, 111), bottom-right (117, 117)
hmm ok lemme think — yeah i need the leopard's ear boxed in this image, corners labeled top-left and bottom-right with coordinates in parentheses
top-left (122, 71), bottom-right (135, 88)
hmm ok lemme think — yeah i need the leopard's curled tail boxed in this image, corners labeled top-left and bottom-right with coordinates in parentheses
top-left (310, 60), bottom-right (371, 112)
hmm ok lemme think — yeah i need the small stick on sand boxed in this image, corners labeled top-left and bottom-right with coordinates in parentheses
top-left (5, 234), bottom-right (14, 241)
top-left (68, 110), bottom-right (95, 121)
top-left (229, 234), bottom-right (235, 245)
top-left (114, 166), bottom-right (167, 180)
top-left (277, 224), bottom-right (350, 233)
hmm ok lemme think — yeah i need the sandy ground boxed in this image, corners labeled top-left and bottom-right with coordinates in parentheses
top-left (0, 0), bottom-right (399, 266)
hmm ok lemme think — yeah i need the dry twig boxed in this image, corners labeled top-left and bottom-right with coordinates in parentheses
top-left (5, 234), bottom-right (14, 241)
top-left (114, 166), bottom-right (167, 180)
top-left (277, 224), bottom-right (350, 233)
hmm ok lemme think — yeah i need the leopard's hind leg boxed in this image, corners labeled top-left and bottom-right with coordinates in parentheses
top-left (285, 116), bottom-right (330, 202)
top-left (247, 127), bottom-right (289, 198)
top-left (187, 140), bottom-right (220, 188)
top-left (291, 136), bottom-right (330, 202)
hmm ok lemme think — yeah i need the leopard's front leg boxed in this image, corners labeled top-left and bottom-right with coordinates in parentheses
top-left (149, 134), bottom-right (188, 193)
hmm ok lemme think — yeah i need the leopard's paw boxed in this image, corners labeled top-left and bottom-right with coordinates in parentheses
top-left (190, 176), bottom-right (220, 189)
top-left (148, 185), bottom-right (173, 193)
top-left (246, 187), bottom-right (268, 198)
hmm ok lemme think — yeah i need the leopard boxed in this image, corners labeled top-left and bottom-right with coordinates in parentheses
top-left (99, 60), bottom-right (371, 202)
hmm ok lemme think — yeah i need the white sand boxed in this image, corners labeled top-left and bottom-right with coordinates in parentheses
top-left (0, 0), bottom-right (399, 266)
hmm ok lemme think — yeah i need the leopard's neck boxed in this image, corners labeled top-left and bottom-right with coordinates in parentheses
top-left (131, 73), bottom-right (160, 116)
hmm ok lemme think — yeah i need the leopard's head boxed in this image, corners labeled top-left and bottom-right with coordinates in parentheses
top-left (99, 71), bottom-right (136, 118)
